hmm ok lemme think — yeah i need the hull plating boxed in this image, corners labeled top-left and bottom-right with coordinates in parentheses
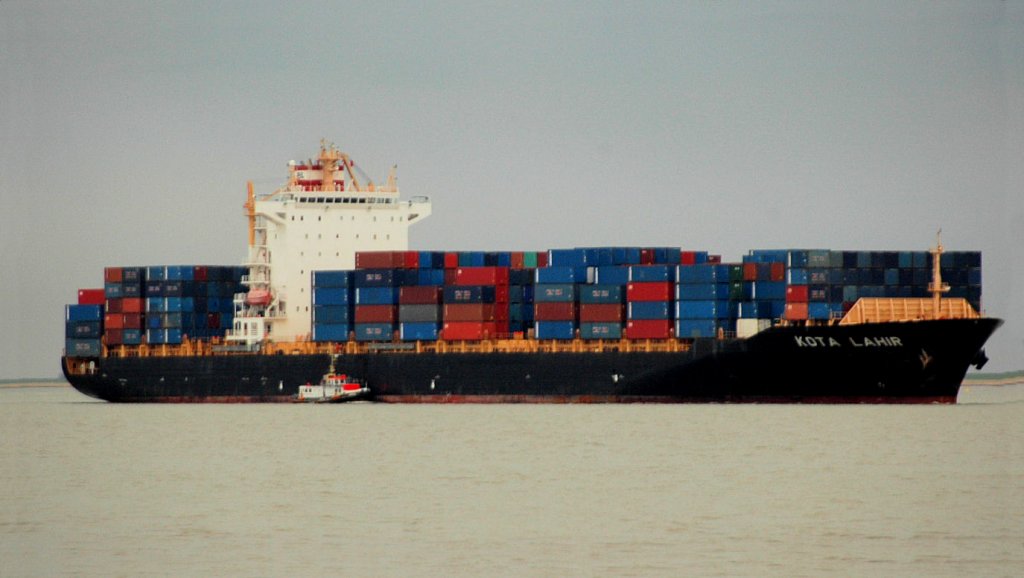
top-left (63, 318), bottom-right (1002, 404)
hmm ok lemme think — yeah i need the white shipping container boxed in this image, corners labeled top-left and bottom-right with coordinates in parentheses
top-left (736, 319), bottom-right (773, 339)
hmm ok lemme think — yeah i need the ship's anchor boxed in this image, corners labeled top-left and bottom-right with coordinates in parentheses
top-left (919, 349), bottom-right (934, 369)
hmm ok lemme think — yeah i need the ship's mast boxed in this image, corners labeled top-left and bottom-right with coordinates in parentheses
top-left (928, 230), bottom-right (950, 319)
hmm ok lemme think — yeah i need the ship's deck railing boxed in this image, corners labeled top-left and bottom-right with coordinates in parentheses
top-left (97, 335), bottom-right (700, 358)
top-left (839, 298), bottom-right (980, 325)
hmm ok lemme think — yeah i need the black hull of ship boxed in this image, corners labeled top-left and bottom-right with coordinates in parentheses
top-left (62, 318), bottom-right (1002, 404)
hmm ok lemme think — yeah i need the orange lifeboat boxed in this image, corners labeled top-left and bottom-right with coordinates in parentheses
top-left (245, 288), bottom-right (272, 306)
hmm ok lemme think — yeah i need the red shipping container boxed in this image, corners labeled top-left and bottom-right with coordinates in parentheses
top-left (78, 289), bottom-right (106, 305)
top-left (627, 282), bottom-right (673, 302)
top-left (355, 251), bottom-right (404, 269)
top-left (122, 314), bottom-right (142, 329)
top-left (495, 284), bottom-right (510, 303)
top-left (453, 267), bottom-right (510, 286)
top-left (106, 298), bottom-right (123, 314)
top-left (105, 329), bottom-right (124, 345)
top-left (640, 249), bottom-right (655, 264)
top-left (680, 251), bottom-right (697, 265)
top-left (579, 303), bottom-right (624, 322)
top-left (625, 319), bottom-right (672, 339)
top-left (104, 267), bottom-right (123, 283)
top-left (743, 262), bottom-right (759, 281)
top-left (193, 266), bottom-right (208, 282)
top-left (355, 305), bottom-right (398, 323)
top-left (443, 303), bottom-right (507, 322)
top-left (104, 314), bottom-right (124, 329)
top-left (784, 303), bottom-right (809, 320)
top-left (708, 255), bottom-right (722, 264)
top-left (122, 298), bottom-right (144, 314)
top-left (444, 252), bottom-right (460, 269)
top-left (536, 252), bottom-right (548, 268)
top-left (534, 302), bottom-right (576, 321)
top-left (442, 321), bottom-right (505, 340)
top-left (770, 262), bottom-right (786, 281)
top-left (399, 286), bottom-right (442, 305)
top-left (510, 252), bottom-right (525, 270)
top-left (785, 285), bottom-right (809, 303)
top-left (403, 251), bottom-right (420, 269)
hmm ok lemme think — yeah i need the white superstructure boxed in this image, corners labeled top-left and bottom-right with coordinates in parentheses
top-left (227, 142), bottom-right (430, 345)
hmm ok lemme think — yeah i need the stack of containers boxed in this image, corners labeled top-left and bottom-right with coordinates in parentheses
top-left (311, 270), bottom-right (353, 342)
top-left (579, 284), bottom-right (625, 339)
top-left (626, 265), bottom-right (675, 339)
top-left (311, 245), bottom-right (983, 345)
top-left (941, 251), bottom-right (983, 312)
top-left (675, 264), bottom-right (732, 338)
top-left (353, 269), bottom-right (402, 342)
top-left (105, 267), bottom-right (146, 346)
top-left (66, 291), bottom-right (104, 356)
top-left (784, 249), bottom-right (830, 321)
top-left (144, 266), bottom-right (246, 344)
top-left (399, 285), bottom-right (443, 341)
top-left (443, 266), bottom-right (510, 340)
top-left (737, 256), bottom-right (786, 321)
top-left (507, 267), bottom-right (535, 335)
top-left (745, 248), bottom-right (984, 321)
top-left (744, 251), bottom-right (789, 321)
top-left (534, 260), bottom-right (590, 340)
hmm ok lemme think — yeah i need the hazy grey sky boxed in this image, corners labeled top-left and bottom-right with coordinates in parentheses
top-left (2, 1), bottom-right (1021, 378)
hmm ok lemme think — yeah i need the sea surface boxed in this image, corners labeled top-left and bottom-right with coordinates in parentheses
top-left (2, 384), bottom-right (1022, 578)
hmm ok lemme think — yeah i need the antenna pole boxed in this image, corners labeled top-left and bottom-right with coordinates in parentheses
top-left (928, 229), bottom-right (950, 318)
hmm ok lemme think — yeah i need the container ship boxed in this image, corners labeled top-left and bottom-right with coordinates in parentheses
top-left (62, 142), bottom-right (1002, 403)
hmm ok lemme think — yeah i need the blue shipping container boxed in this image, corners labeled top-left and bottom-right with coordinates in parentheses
top-left (535, 266), bottom-right (590, 284)
top-left (400, 322), bottom-right (440, 341)
top-left (66, 304), bottom-right (103, 322)
top-left (676, 264), bottom-right (720, 284)
top-left (314, 286), bottom-right (352, 306)
top-left (579, 322), bottom-right (623, 340)
top-left (146, 266), bottom-right (167, 281)
top-left (312, 323), bottom-right (351, 342)
top-left (146, 329), bottom-right (183, 344)
top-left (356, 287), bottom-right (399, 305)
top-left (355, 323), bottom-right (394, 342)
top-left (65, 338), bottom-right (102, 357)
top-left (66, 321), bottom-right (102, 338)
top-left (627, 301), bottom-right (672, 320)
top-left (313, 305), bottom-right (351, 324)
top-left (595, 266), bottom-right (630, 285)
top-left (312, 270), bottom-right (353, 288)
top-left (676, 300), bottom-right (734, 320)
top-left (444, 285), bottom-right (497, 303)
top-left (547, 248), bottom-right (588, 267)
top-left (533, 284), bottom-right (576, 303)
top-left (737, 301), bottom-right (771, 319)
top-left (629, 265), bottom-right (675, 283)
top-left (457, 252), bottom-right (486, 267)
top-left (808, 302), bottom-right (832, 320)
top-left (752, 282), bottom-right (787, 300)
top-left (417, 269), bottom-right (446, 286)
top-left (354, 269), bottom-right (399, 287)
top-left (534, 320), bottom-right (576, 340)
top-left (579, 285), bottom-right (624, 304)
top-left (675, 320), bottom-right (719, 338)
top-left (165, 266), bottom-right (195, 281)
top-left (676, 283), bottom-right (729, 301)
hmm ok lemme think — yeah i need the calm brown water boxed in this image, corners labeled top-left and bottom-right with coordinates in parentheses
top-left (2, 384), bottom-right (1022, 577)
